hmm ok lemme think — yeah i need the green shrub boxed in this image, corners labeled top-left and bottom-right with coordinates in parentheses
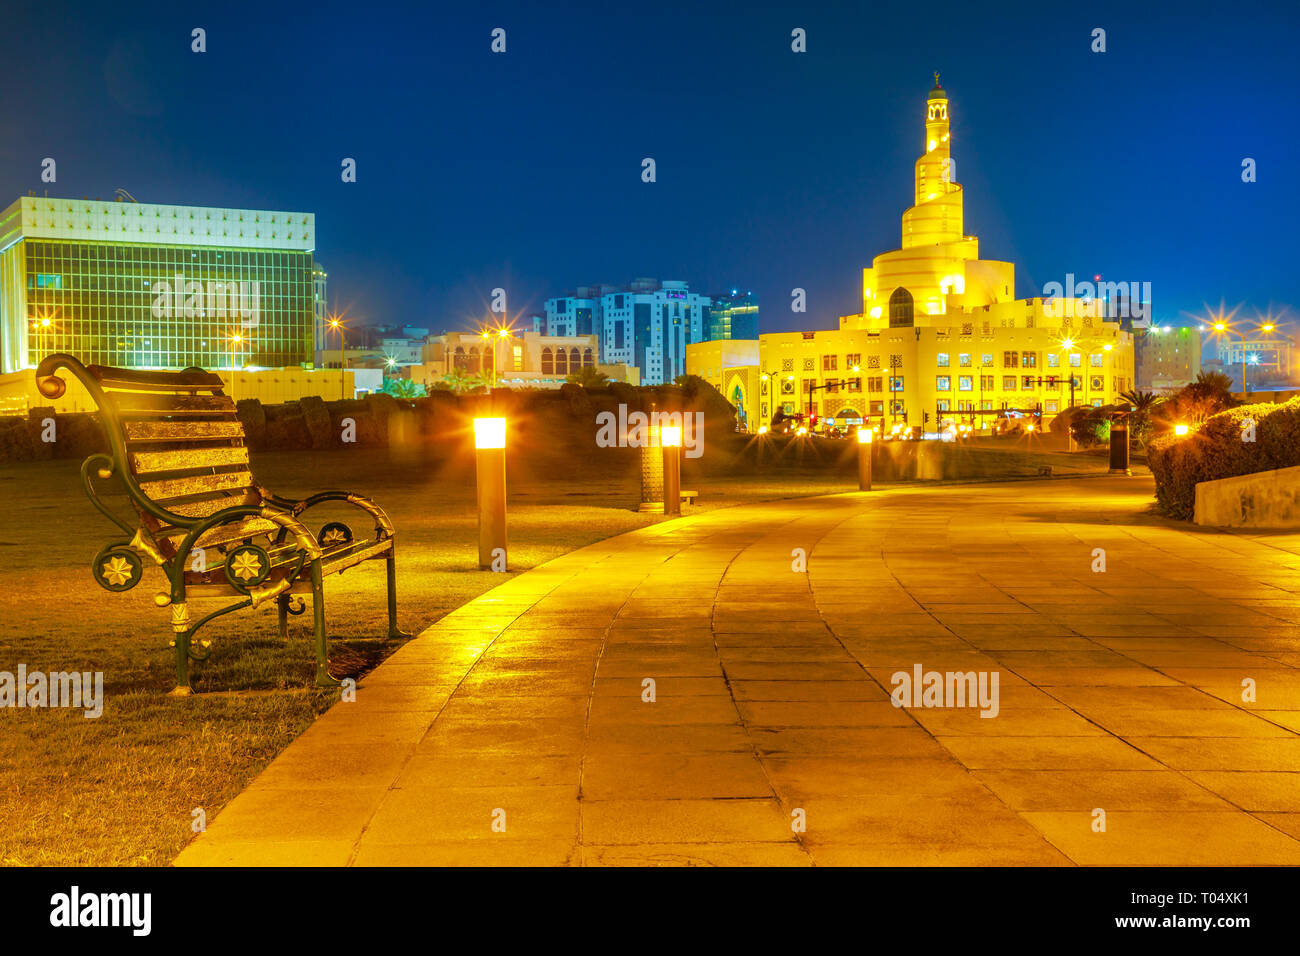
top-left (1147, 397), bottom-right (1300, 519)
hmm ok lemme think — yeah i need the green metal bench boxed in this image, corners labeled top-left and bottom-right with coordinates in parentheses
top-left (36, 353), bottom-right (411, 695)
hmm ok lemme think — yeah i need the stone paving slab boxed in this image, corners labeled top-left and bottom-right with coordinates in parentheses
top-left (175, 478), bottom-right (1300, 866)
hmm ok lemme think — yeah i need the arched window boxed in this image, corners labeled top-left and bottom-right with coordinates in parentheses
top-left (889, 287), bottom-right (914, 328)
top-left (466, 347), bottom-right (481, 374)
top-left (555, 347), bottom-right (568, 375)
top-left (453, 346), bottom-right (467, 370)
top-left (570, 348), bottom-right (582, 371)
top-left (583, 348), bottom-right (594, 368)
top-left (541, 347), bottom-right (553, 374)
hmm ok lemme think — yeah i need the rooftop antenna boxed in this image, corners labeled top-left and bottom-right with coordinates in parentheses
top-left (115, 188), bottom-right (138, 203)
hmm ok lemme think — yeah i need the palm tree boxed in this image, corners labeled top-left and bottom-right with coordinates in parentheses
top-left (382, 377), bottom-right (424, 399)
top-left (1119, 388), bottom-right (1162, 449)
top-left (435, 367), bottom-right (486, 394)
top-left (567, 365), bottom-right (610, 388)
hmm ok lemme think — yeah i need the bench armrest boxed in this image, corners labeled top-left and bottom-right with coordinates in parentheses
top-left (260, 489), bottom-right (395, 538)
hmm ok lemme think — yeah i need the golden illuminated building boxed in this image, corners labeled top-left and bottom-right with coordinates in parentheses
top-left (688, 76), bottom-right (1135, 432)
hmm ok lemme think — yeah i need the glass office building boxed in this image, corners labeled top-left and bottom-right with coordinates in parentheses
top-left (0, 196), bottom-right (316, 373)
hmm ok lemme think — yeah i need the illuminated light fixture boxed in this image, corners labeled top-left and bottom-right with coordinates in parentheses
top-left (858, 426), bottom-right (873, 490)
top-left (1174, 423), bottom-right (1190, 437)
top-left (796, 426), bottom-right (808, 436)
top-left (660, 425), bottom-right (682, 448)
top-left (1214, 322), bottom-right (1227, 332)
top-left (870, 306), bottom-right (882, 319)
top-left (474, 417), bottom-right (506, 449)
top-left (760, 373), bottom-right (769, 381)
top-left (1026, 423), bottom-right (1035, 432)
top-left (758, 425), bottom-right (768, 435)
top-left (852, 365), bottom-right (860, 372)
top-left (1061, 337), bottom-right (1075, 350)
top-left (786, 375), bottom-right (794, 382)
top-left (1103, 343), bottom-right (1113, 352)
top-left (928, 139), bottom-right (937, 151)
top-left (498, 327), bottom-right (511, 337)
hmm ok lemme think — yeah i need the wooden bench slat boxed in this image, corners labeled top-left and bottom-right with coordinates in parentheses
top-left (150, 492), bottom-right (262, 520)
top-left (138, 470), bottom-right (257, 502)
top-left (124, 421), bottom-right (245, 442)
top-left (130, 446), bottom-right (249, 475)
top-left (110, 393), bottom-right (236, 416)
top-left (89, 365), bottom-right (226, 391)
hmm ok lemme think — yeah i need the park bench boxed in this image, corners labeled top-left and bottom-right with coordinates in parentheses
top-left (35, 353), bottom-right (411, 695)
top-left (680, 489), bottom-right (699, 506)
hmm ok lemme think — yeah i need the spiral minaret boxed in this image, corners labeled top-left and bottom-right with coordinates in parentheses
top-left (900, 74), bottom-right (964, 249)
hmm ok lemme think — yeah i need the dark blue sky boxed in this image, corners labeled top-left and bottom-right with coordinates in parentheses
top-left (2, 0), bottom-right (1296, 335)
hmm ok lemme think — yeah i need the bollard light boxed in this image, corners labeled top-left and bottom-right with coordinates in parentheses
top-left (857, 424), bottom-right (873, 491)
top-left (474, 417), bottom-right (506, 449)
top-left (474, 417), bottom-right (507, 569)
top-left (758, 424), bottom-right (768, 435)
top-left (661, 423), bottom-right (682, 516)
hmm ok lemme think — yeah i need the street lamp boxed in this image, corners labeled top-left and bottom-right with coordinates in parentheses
top-left (660, 424), bottom-right (683, 516)
top-left (474, 417), bottom-right (507, 570)
top-left (1212, 319), bottom-right (1277, 394)
top-left (480, 324), bottom-right (514, 390)
top-left (857, 426), bottom-right (873, 491)
top-left (229, 333), bottom-right (243, 400)
top-left (328, 315), bottom-right (346, 400)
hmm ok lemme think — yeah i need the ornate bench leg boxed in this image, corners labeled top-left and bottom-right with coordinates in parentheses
top-left (277, 594), bottom-right (291, 641)
top-left (386, 548), bottom-right (413, 641)
top-left (169, 603), bottom-right (192, 697)
top-left (310, 560), bottom-right (342, 689)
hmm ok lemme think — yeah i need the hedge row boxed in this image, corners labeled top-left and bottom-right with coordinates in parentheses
top-left (1147, 397), bottom-right (1300, 519)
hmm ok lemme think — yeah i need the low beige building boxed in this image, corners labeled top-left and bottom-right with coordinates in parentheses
top-left (413, 331), bottom-right (638, 389)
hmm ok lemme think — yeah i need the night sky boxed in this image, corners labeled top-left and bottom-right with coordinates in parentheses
top-left (2, 0), bottom-right (1296, 335)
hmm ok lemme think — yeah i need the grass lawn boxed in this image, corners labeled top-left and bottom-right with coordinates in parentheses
top-left (0, 443), bottom-right (861, 865)
top-left (0, 431), bottom-right (1131, 865)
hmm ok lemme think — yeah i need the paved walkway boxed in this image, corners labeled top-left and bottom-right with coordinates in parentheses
top-left (175, 477), bottom-right (1300, 866)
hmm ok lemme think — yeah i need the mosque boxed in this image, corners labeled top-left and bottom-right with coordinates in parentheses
top-left (686, 76), bottom-right (1135, 435)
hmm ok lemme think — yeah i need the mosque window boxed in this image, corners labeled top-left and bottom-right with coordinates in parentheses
top-left (889, 288), bottom-right (914, 328)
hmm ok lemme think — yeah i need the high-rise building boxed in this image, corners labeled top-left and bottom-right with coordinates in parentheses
top-left (545, 278), bottom-right (715, 384)
top-left (1134, 325), bottom-right (1202, 393)
top-left (687, 77), bottom-right (1135, 433)
top-left (705, 290), bottom-right (759, 341)
top-left (311, 261), bottom-right (329, 366)
top-left (0, 195), bottom-right (317, 374)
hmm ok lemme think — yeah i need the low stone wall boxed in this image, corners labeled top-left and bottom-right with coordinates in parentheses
top-left (0, 383), bottom-right (741, 466)
top-left (1194, 464), bottom-right (1300, 529)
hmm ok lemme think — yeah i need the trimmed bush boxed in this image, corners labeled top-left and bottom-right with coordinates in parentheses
top-left (1147, 397), bottom-right (1300, 519)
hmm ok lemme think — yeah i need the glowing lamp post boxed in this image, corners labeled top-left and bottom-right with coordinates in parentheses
top-left (1174, 423), bottom-right (1190, 437)
top-left (474, 417), bottom-right (507, 569)
top-left (661, 424), bottom-right (682, 516)
top-left (857, 426), bottom-right (873, 491)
